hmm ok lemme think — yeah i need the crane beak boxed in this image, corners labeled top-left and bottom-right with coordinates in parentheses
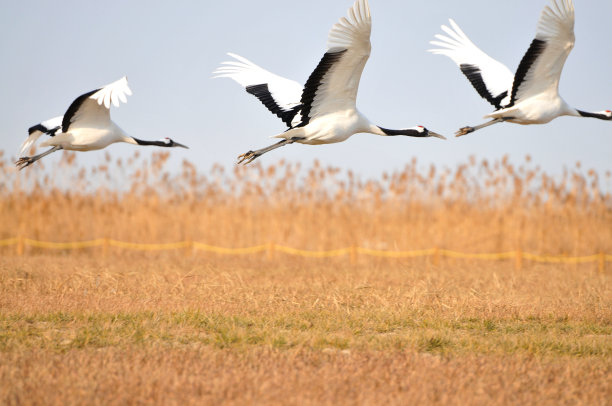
top-left (173, 141), bottom-right (189, 149)
top-left (428, 131), bottom-right (446, 140)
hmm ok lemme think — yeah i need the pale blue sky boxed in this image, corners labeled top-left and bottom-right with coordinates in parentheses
top-left (1, 0), bottom-right (610, 178)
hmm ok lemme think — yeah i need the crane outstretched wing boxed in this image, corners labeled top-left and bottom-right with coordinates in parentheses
top-left (213, 53), bottom-right (303, 128)
top-left (508, 0), bottom-right (575, 107)
top-left (292, 0), bottom-right (372, 127)
top-left (20, 116), bottom-right (63, 156)
top-left (429, 19), bottom-right (514, 110)
top-left (62, 76), bottom-right (132, 132)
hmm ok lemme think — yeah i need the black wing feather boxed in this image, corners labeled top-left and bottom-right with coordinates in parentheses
top-left (245, 84), bottom-right (301, 128)
top-left (295, 49), bottom-right (347, 128)
top-left (61, 88), bottom-right (100, 132)
top-left (460, 64), bottom-right (508, 110)
top-left (507, 39), bottom-right (547, 108)
top-left (28, 124), bottom-right (59, 137)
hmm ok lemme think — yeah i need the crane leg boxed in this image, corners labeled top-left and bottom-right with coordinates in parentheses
top-left (237, 137), bottom-right (303, 165)
top-left (15, 146), bottom-right (63, 170)
top-left (456, 118), bottom-right (507, 137)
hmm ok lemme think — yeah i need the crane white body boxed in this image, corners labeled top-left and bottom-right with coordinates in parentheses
top-left (279, 110), bottom-right (386, 145)
top-left (18, 77), bottom-right (187, 169)
top-left (39, 122), bottom-right (133, 151)
top-left (488, 95), bottom-right (577, 125)
top-left (214, 0), bottom-right (444, 164)
top-left (429, 0), bottom-right (611, 136)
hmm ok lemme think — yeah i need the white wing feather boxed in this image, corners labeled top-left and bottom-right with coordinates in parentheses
top-left (90, 76), bottom-right (132, 109)
top-left (19, 135), bottom-right (41, 156)
top-left (512, 0), bottom-right (575, 103)
top-left (65, 77), bottom-right (132, 131)
top-left (213, 53), bottom-right (303, 112)
top-left (19, 134), bottom-right (41, 156)
top-left (19, 116), bottom-right (63, 156)
top-left (429, 19), bottom-right (514, 104)
top-left (307, 0), bottom-right (372, 119)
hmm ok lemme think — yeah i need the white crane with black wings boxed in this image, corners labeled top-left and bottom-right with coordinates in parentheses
top-left (17, 77), bottom-right (188, 169)
top-left (430, 0), bottom-right (610, 137)
top-left (215, 0), bottom-right (444, 164)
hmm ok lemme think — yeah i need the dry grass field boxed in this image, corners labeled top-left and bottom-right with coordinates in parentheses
top-left (0, 151), bottom-right (611, 405)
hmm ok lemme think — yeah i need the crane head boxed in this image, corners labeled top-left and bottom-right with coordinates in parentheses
top-left (161, 137), bottom-right (189, 149)
top-left (417, 126), bottom-right (446, 140)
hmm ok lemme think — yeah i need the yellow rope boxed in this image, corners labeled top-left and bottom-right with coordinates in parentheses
top-left (438, 249), bottom-right (516, 260)
top-left (275, 245), bottom-right (352, 258)
top-left (193, 242), bottom-right (268, 255)
top-left (522, 252), bottom-right (601, 264)
top-left (108, 240), bottom-right (191, 251)
top-left (356, 247), bottom-right (436, 258)
top-left (0, 237), bottom-right (610, 264)
top-left (0, 238), bottom-right (18, 247)
top-left (24, 238), bottom-right (106, 249)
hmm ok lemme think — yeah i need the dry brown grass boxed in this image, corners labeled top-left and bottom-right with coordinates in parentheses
top-left (0, 151), bottom-right (611, 404)
top-left (1, 257), bottom-right (610, 405)
top-left (2, 349), bottom-right (610, 406)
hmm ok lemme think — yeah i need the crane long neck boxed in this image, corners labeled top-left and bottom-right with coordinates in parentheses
top-left (360, 114), bottom-right (428, 137)
top-left (131, 137), bottom-right (170, 147)
top-left (376, 126), bottom-right (428, 137)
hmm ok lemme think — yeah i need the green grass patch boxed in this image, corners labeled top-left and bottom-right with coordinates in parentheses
top-left (0, 311), bottom-right (610, 357)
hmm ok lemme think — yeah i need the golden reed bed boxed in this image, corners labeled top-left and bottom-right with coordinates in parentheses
top-left (1, 151), bottom-right (611, 258)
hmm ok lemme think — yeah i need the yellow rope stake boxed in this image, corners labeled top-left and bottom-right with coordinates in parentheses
top-left (103, 238), bottom-right (110, 257)
top-left (185, 240), bottom-right (194, 257)
top-left (515, 250), bottom-right (523, 271)
top-left (600, 252), bottom-right (606, 274)
top-left (17, 236), bottom-right (24, 256)
top-left (433, 247), bottom-right (440, 266)
top-left (350, 246), bottom-right (357, 264)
